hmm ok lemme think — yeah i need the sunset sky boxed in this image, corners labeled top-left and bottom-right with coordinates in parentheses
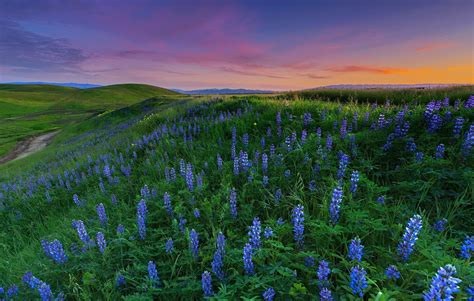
top-left (0, 0), bottom-right (473, 90)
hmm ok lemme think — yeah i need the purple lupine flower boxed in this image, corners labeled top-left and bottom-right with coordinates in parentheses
top-left (242, 133), bottom-right (249, 147)
top-left (201, 271), bottom-right (214, 297)
top-left (42, 239), bottom-right (68, 264)
top-left (385, 265), bottom-right (400, 280)
top-left (329, 186), bottom-right (343, 225)
top-left (433, 219), bottom-right (447, 232)
top-left (309, 179), bottom-right (316, 192)
top-left (165, 238), bottom-right (174, 254)
top-left (262, 153), bottom-right (268, 173)
top-left (337, 153), bottom-right (349, 179)
top-left (263, 175), bottom-right (269, 186)
top-left (178, 215), bottom-right (187, 233)
top-left (435, 144), bottom-right (445, 159)
top-left (137, 199), bottom-right (147, 240)
top-left (148, 261), bottom-right (159, 288)
top-left (276, 218), bottom-right (285, 225)
top-left (116, 274), bottom-right (126, 287)
top-left (233, 157), bottom-right (240, 175)
top-left (264, 227), bottom-right (273, 239)
top-left (462, 125), bottom-right (474, 157)
top-left (292, 205), bottom-right (304, 248)
top-left (243, 243), bottom-right (254, 275)
top-left (170, 167), bottom-right (176, 181)
top-left (72, 194), bottom-right (82, 206)
top-left (163, 192), bottom-right (173, 216)
top-left (326, 134), bottom-right (333, 151)
top-left (406, 138), bottom-right (417, 152)
top-left (248, 217), bottom-right (262, 249)
top-left (304, 256), bottom-right (315, 267)
top-left (230, 188), bottom-right (237, 218)
top-left (116, 224), bottom-right (125, 235)
top-left (193, 208), bottom-right (200, 218)
top-left (217, 154), bottom-right (223, 171)
top-left (285, 136), bottom-right (292, 151)
top-left (38, 282), bottom-right (52, 301)
top-left (111, 194), bottom-right (118, 206)
top-left (416, 151), bottom-right (424, 162)
top-left (212, 232), bottom-right (226, 280)
top-left (349, 170), bottom-right (359, 194)
top-left (284, 169), bottom-right (291, 178)
top-left (74, 220), bottom-right (91, 246)
top-left (320, 288), bottom-right (333, 301)
top-left (189, 229), bottom-right (199, 259)
top-left (350, 265), bottom-right (368, 298)
top-left (397, 214), bottom-right (423, 261)
top-left (348, 237), bottom-right (364, 262)
top-left (301, 129), bottom-right (307, 144)
top-left (185, 163), bottom-right (194, 191)
top-left (423, 264), bottom-right (461, 300)
top-left (453, 117), bottom-right (464, 136)
top-left (465, 95), bottom-right (474, 108)
top-left (378, 113), bottom-right (386, 129)
top-left (466, 286), bottom-right (474, 300)
top-left (96, 203), bottom-right (107, 226)
top-left (340, 118), bottom-right (348, 139)
top-left (317, 260), bottom-right (330, 288)
top-left (263, 287), bottom-right (276, 301)
top-left (303, 112), bottom-right (312, 127)
top-left (7, 285), bottom-right (18, 298)
top-left (96, 232), bottom-right (106, 254)
top-left (179, 159), bottom-right (186, 177)
top-left (140, 184), bottom-right (150, 199)
top-left (274, 188), bottom-right (282, 203)
top-left (460, 236), bottom-right (473, 259)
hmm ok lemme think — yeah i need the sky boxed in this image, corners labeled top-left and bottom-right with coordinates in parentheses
top-left (0, 0), bottom-right (473, 90)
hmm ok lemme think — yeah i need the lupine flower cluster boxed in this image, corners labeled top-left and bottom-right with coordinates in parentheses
top-left (348, 237), bottom-right (364, 262)
top-left (165, 238), bottom-right (174, 254)
top-left (148, 261), bottom-right (159, 288)
top-left (435, 144), bottom-right (445, 159)
top-left (73, 220), bottom-right (91, 246)
top-left (212, 232), bottom-right (226, 280)
top-left (201, 271), bottom-right (214, 297)
top-left (137, 199), bottom-right (147, 240)
top-left (96, 232), bottom-right (106, 253)
top-left (229, 188), bottom-right (237, 218)
top-left (349, 265), bottom-right (368, 297)
top-left (423, 264), bottom-right (461, 300)
top-left (433, 218), bottom-right (447, 232)
top-left (189, 229), bottom-right (199, 259)
top-left (96, 203), bottom-right (107, 226)
top-left (330, 186), bottom-right (343, 224)
top-left (248, 217), bottom-right (262, 249)
top-left (243, 243), bottom-right (254, 275)
top-left (349, 170), bottom-right (359, 194)
top-left (337, 153), bottom-right (349, 180)
top-left (41, 239), bottom-right (68, 264)
top-left (317, 260), bottom-right (331, 288)
top-left (397, 214), bottom-right (423, 261)
top-left (163, 192), bottom-right (173, 216)
top-left (385, 265), bottom-right (400, 280)
top-left (262, 287), bottom-right (276, 301)
top-left (459, 236), bottom-right (473, 259)
top-left (291, 205), bottom-right (305, 248)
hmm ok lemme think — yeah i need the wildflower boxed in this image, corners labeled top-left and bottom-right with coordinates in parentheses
top-left (248, 217), bottom-right (262, 249)
top-left (329, 186), bottom-right (343, 225)
top-left (304, 256), bottom-right (315, 267)
top-left (348, 237), bottom-right (364, 262)
top-left (337, 153), bottom-right (349, 179)
top-left (320, 288), bottom-right (333, 301)
top-left (462, 125), bottom-right (474, 157)
top-left (416, 151), bottom-right (424, 162)
top-left (460, 236), bottom-right (473, 259)
top-left (453, 117), bottom-right (464, 136)
top-left (264, 227), bottom-right (273, 239)
top-left (116, 224), bottom-right (125, 235)
top-left (435, 144), bottom-right (445, 159)
top-left (185, 163), bottom-right (194, 191)
top-left (317, 260), bottom-right (331, 288)
top-left (376, 196), bottom-right (385, 204)
top-left (349, 171), bottom-right (359, 194)
top-left (7, 284), bottom-right (19, 298)
top-left (230, 188), bottom-right (237, 218)
top-left (275, 188), bottom-right (282, 203)
top-left (292, 205), bottom-right (304, 248)
top-left (148, 261), bottom-right (159, 288)
top-left (178, 215), bottom-right (187, 233)
top-left (96, 232), bottom-right (106, 254)
top-left (284, 169), bottom-right (291, 177)
top-left (165, 238), bottom-right (174, 254)
top-left (42, 239), bottom-right (68, 264)
top-left (262, 153), bottom-right (268, 173)
top-left (397, 214), bottom-right (423, 261)
top-left (163, 192), bottom-right (173, 216)
top-left (263, 175), bottom-right (269, 186)
top-left (73, 220), bottom-right (91, 246)
top-left (96, 203), bottom-right (107, 226)
top-left (423, 264), bottom-right (461, 300)
top-left (385, 265), bottom-right (400, 280)
top-left (350, 265), bottom-right (368, 298)
top-left (433, 219), bottom-right (447, 232)
top-left (233, 157), bottom-right (240, 175)
top-left (189, 229), bottom-right (199, 259)
top-left (212, 233), bottom-right (225, 280)
top-left (243, 243), bottom-right (254, 275)
top-left (72, 194), bottom-right (82, 206)
top-left (340, 118), bottom-right (348, 139)
top-left (116, 274), bottom-right (126, 287)
top-left (38, 282), bottom-right (52, 301)
top-left (201, 271), bottom-right (214, 297)
top-left (326, 134), bottom-right (333, 151)
top-left (263, 287), bottom-right (276, 301)
top-left (137, 199), bottom-right (147, 240)
top-left (217, 154), bottom-right (223, 170)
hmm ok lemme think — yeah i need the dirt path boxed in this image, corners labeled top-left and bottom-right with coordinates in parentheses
top-left (0, 131), bottom-right (60, 164)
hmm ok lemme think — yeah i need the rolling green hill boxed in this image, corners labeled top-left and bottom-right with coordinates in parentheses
top-left (0, 83), bottom-right (182, 158)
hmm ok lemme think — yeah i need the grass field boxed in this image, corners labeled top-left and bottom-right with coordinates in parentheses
top-left (0, 84), bottom-right (180, 158)
top-left (0, 87), bottom-right (473, 300)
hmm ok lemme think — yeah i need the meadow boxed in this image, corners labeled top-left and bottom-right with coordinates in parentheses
top-left (0, 86), bottom-right (473, 300)
top-left (0, 84), bottom-right (179, 158)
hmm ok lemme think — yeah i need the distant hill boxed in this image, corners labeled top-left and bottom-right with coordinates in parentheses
top-left (173, 88), bottom-right (274, 95)
top-left (3, 82), bottom-right (102, 89)
top-left (309, 84), bottom-right (469, 90)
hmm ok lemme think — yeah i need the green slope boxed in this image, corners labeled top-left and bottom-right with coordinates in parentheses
top-left (0, 83), bottom-right (182, 158)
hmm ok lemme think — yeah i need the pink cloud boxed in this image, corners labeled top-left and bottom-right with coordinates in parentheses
top-left (326, 65), bottom-right (410, 74)
top-left (415, 41), bottom-right (455, 52)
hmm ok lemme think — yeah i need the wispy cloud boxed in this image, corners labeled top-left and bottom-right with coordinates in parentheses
top-left (326, 65), bottom-right (409, 75)
top-left (304, 73), bottom-right (329, 79)
top-left (415, 41), bottom-right (455, 52)
top-left (0, 20), bottom-right (87, 72)
top-left (220, 66), bottom-right (287, 79)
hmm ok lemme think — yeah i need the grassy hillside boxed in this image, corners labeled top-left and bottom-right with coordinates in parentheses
top-left (0, 84), bottom-right (181, 158)
top-left (0, 89), bottom-right (472, 299)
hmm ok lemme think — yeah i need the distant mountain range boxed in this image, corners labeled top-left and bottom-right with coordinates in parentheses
top-left (3, 82), bottom-right (102, 89)
top-left (310, 84), bottom-right (469, 90)
top-left (172, 88), bottom-right (274, 95)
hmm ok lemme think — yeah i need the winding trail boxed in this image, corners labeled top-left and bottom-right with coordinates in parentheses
top-left (0, 131), bottom-right (60, 164)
